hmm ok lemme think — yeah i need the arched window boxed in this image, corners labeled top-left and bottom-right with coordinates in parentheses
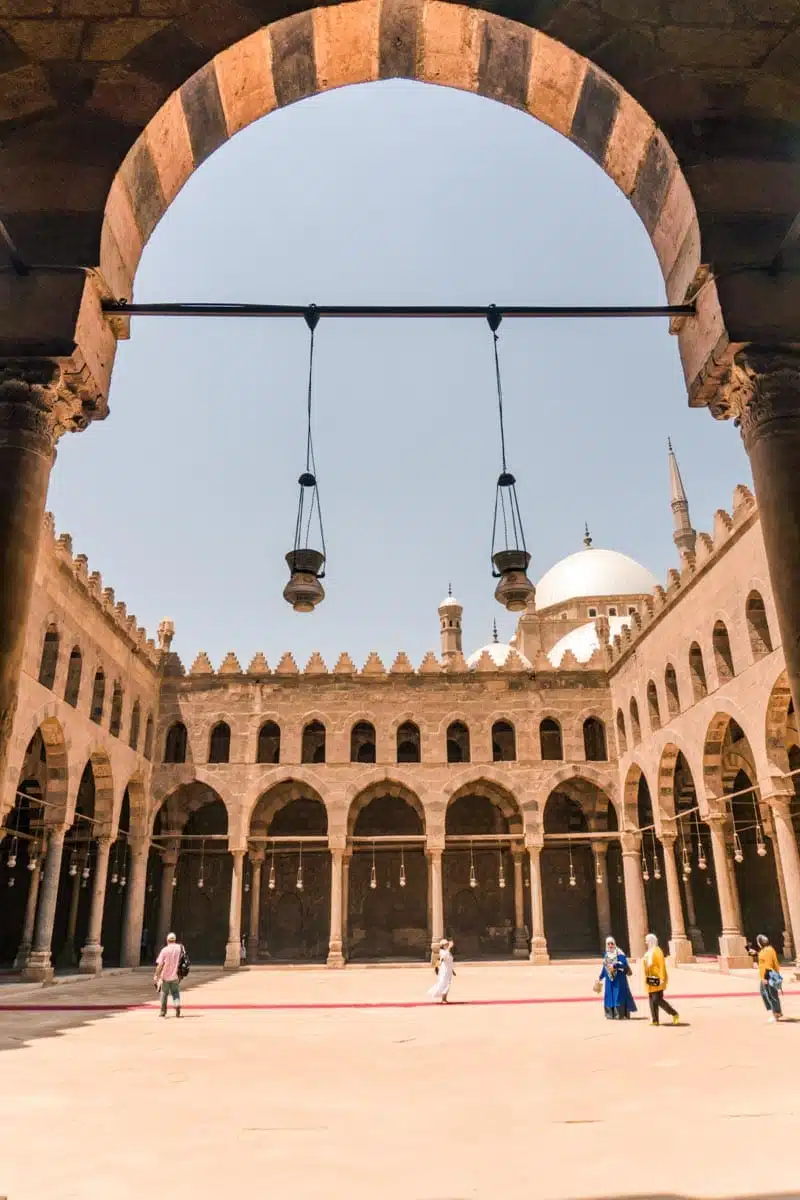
top-left (629, 697), bottom-right (641, 744)
top-left (208, 721), bottom-right (231, 763)
top-left (446, 721), bottom-right (470, 763)
top-left (616, 709), bottom-right (627, 755)
top-left (396, 721), bottom-right (421, 763)
top-left (350, 721), bottom-right (376, 764)
top-left (539, 718), bottom-right (563, 761)
top-left (646, 680), bottom-right (660, 731)
top-left (492, 720), bottom-right (516, 762)
top-left (664, 663), bottom-right (680, 716)
top-left (302, 720), bottom-right (326, 764)
top-left (583, 717), bottom-right (607, 761)
top-left (746, 591), bottom-right (772, 659)
top-left (129, 701), bottom-right (141, 751)
top-left (689, 642), bottom-right (707, 701)
top-left (109, 681), bottom-right (123, 737)
top-left (64, 646), bottom-right (82, 707)
top-left (712, 620), bottom-right (735, 682)
top-left (143, 714), bottom-right (154, 760)
top-left (89, 669), bottom-right (106, 724)
top-left (38, 625), bottom-right (59, 689)
top-left (164, 721), bottom-right (187, 764)
top-left (256, 721), bottom-right (280, 764)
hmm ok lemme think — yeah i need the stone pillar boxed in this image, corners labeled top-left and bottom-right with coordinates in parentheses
top-left (342, 852), bottom-right (351, 959)
top-left (248, 852), bottom-right (263, 963)
top-left (707, 816), bottom-right (749, 969)
top-left (23, 824), bottom-right (67, 981)
top-left (61, 855), bottom-right (82, 968)
top-left (769, 798), bottom-right (800, 966)
top-left (428, 846), bottom-right (444, 959)
top-left (720, 348), bottom-right (800, 719)
top-left (224, 849), bottom-right (245, 969)
top-left (621, 834), bottom-right (647, 959)
top-left (13, 851), bottom-right (43, 970)
top-left (592, 843), bottom-right (612, 942)
top-left (768, 828), bottom-right (794, 961)
top-left (511, 850), bottom-right (528, 958)
top-left (121, 836), bottom-right (149, 967)
top-left (661, 835), bottom-right (693, 964)
top-left (725, 827), bottom-right (744, 931)
top-left (79, 835), bottom-right (112, 974)
top-left (327, 846), bottom-right (345, 967)
top-left (527, 843), bottom-right (549, 964)
top-left (155, 847), bottom-right (178, 951)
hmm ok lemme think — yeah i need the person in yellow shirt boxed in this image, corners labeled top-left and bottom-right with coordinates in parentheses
top-left (643, 933), bottom-right (680, 1026)
top-left (756, 934), bottom-right (783, 1022)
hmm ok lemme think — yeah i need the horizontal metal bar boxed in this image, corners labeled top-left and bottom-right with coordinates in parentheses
top-left (102, 301), bottom-right (694, 321)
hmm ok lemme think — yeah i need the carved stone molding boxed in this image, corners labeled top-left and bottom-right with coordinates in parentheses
top-left (710, 347), bottom-right (800, 452)
top-left (0, 353), bottom-right (107, 458)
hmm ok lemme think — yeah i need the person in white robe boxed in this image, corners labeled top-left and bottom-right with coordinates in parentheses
top-left (428, 938), bottom-right (455, 1002)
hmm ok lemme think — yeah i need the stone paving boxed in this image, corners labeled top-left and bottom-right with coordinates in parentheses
top-left (1, 962), bottom-right (798, 1200)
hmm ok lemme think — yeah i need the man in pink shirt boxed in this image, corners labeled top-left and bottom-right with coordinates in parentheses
top-left (154, 932), bottom-right (183, 1017)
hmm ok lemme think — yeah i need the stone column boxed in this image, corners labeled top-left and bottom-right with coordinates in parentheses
top-left (720, 348), bottom-right (800, 719)
top-left (527, 843), bottom-right (549, 964)
top-left (13, 851), bottom-right (43, 970)
top-left (592, 843), bottom-right (612, 942)
top-left (661, 835), bottom-right (693, 963)
top-left (79, 835), bottom-right (112, 974)
top-left (23, 824), bottom-right (67, 981)
top-left (121, 836), bottom-right (150, 967)
top-left (768, 829), bottom-right (794, 961)
top-left (621, 834), bottom-right (647, 959)
top-left (342, 852), bottom-right (351, 960)
top-left (155, 847), bottom-right (178, 951)
top-left (511, 850), bottom-right (528, 957)
top-left (707, 816), bottom-right (749, 968)
top-left (681, 866), bottom-right (704, 954)
top-left (327, 846), bottom-right (345, 967)
top-left (247, 852), bottom-right (263, 963)
top-left (768, 798), bottom-right (800, 966)
top-left (224, 849), bottom-right (245, 969)
top-left (428, 845), bottom-right (444, 959)
top-left (60, 853), bottom-right (82, 968)
top-left (724, 827), bottom-right (745, 932)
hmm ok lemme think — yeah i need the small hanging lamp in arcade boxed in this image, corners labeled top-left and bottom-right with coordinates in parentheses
top-left (486, 307), bottom-right (535, 611)
top-left (283, 306), bottom-right (327, 613)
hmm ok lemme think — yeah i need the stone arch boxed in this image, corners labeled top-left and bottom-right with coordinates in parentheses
top-left (445, 777), bottom-right (522, 834)
top-left (150, 780), bottom-right (229, 838)
top-left (765, 668), bottom-right (793, 775)
top-left (120, 774), bottom-right (148, 839)
top-left (301, 718), bottom-right (327, 764)
top-left (242, 766), bottom-right (329, 828)
top-left (746, 590), bottom-right (773, 661)
top-left (10, 714), bottom-right (71, 828)
top-left (248, 778), bottom-right (329, 837)
top-left (664, 663), bottom-right (680, 717)
top-left (712, 619), bottom-right (735, 684)
top-left (491, 719), bottom-right (516, 762)
top-left (256, 719), bottom-right (281, 765)
top-left (79, 749), bottom-right (115, 833)
top-left (539, 716), bottom-right (563, 761)
top-left (346, 780), bottom-right (425, 836)
top-left (646, 680), bottom-right (661, 731)
top-left (37, 622), bottom-right (60, 691)
top-left (395, 719), bottom-right (421, 764)
top-left (582, 715), bottom-right (608, 762)
top-left (616, 708), bottom-right (627, 756)
top-left (350, 719), bottom-right (377, 764)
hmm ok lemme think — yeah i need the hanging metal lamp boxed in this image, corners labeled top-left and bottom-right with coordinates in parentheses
top-left (487, 307), bottom-right (534, 612)
top-left (399, 848), bottom-right (406, 889)
top-left (284, 306), bottom-right (327, 613)
top-left (469, 840), bottom-right (478, 889)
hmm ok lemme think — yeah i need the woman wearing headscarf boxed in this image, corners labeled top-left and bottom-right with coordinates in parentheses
top-left (756, 933), bottom-right (783, 1022)
top-left (428, 938), bottom-right (455, 1003)
top-left (598, 936), bottom-right (637, 1019)
top-left (643, 933), bottom-right (679, 1025)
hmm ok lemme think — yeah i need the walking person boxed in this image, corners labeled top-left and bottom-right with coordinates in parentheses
top-left (756, 933), bottom-right (783, 1022)
top-left (428, 938), bottom-right (455, 1004)
top-left (643, 933), bottom-right (679, 1026)
top-left (597, 935), bottom-right (637, 1019)
top-left (154, 932), bottom-right (185, 1018)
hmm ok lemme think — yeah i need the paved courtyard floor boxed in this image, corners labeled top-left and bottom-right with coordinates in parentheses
top-left (1, 962), bottom-right (799, 1200)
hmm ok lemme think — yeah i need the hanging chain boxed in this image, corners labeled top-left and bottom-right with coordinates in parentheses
top-left (292, 307), bottom-right (327, 561)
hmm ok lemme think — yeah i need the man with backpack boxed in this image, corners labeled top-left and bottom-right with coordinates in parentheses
top-left (154, 932), bottom-right (189, 1017)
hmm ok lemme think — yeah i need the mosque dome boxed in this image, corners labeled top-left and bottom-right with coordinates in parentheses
top-left (535, 547), bottom-right (658, 611)
top-left (466, 641), bottom-right (533, 670)
top-left (439, 593), bottom-right (462, 609)
top-left (547, 615), bottom-right (632, 667)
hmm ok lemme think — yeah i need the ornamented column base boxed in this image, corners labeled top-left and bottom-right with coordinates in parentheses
top-left (13, 940), bottom-right (31, 972)
top-left (22, 952), bottom-right (54, 983)
top-left (223, 941), bottom-right (242, 970)
top-left (668, 936), bottom-right (694, 965)
top-left (513, 928), bottom-right (529, 959)
top-left (327, 945), bottom-right (345, 968)
top-left (717, 933), bottom-right (750, 972)
top-left (78, 942), bottom-right (103, 974)
top-left (529, 937), bottom-right (550, 965)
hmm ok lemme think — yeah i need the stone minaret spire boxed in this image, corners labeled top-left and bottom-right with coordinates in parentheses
top-left (668, 438), bottom-right (696, 560)
top-left (439, 585), bottom-right (463, 662)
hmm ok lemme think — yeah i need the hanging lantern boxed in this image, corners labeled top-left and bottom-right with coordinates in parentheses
top-left (653, 861), bottom-right (662, 881)
top-left (641, 847), bottom-right (650, 883)
top-left (284, 307), bottom-right (326, 613)
top-left (369, 842), bottom-right (377, 890)
top-left (7, 852), bottom-right (17, 871)
top-left (595, 859), bottom-right (604, 885)
top-left (268, 848), bottom-right (276, 891)
top-left (756, 832), bottom-right (768, 858)
top-left (486, 307), bottom-right (534, 612)
top-left (296, 845), bottom-right (304, 892)
top-left (399, 849), bottom-right (406, 889)
top-left (697, 843), bottom-right (707, 871)
top-left (498, 852), bottom-right (506, 889)
top-left (7, 875), bottom-right (14, 888)
top-left (733, 833), bottom-right (744, 863)
top-left (171, 873), bottom-right (177, 889)
top-left (244, 864), bottom-right (250, 895)
top-left (120, 874), bottom-right (127, 888)
top-left (469, 841), bottom-right (478, 888)
top-left (27, 852), bottom-right (38, 872)
top-left (68, 850), bottom-right (78, 877)
top-left (111, 871), bottom-right (118, 885)
top-left (568, 843), bottom-right (576, 887)
top-left (81, 863), bottom-right (90, 881)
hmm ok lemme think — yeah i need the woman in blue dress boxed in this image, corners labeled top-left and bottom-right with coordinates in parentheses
top-left (598, 935), bottom-right (637, 1019)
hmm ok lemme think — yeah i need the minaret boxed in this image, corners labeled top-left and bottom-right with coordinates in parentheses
top-left (439, 585), bottom-right (463, 662)
top-left (668, 438), bottom-right (696, 560)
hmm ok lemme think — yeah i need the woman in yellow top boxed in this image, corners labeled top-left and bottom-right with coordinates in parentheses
top-left (756, 934), bottom-right (783, 1022)
top-left (643, 933), bottom-right (680, 1026)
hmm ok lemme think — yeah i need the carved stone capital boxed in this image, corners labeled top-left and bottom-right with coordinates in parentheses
top-left (0, 354), bottom-right (107, 458)
top-left (711, 347), bottom-right (800, 451)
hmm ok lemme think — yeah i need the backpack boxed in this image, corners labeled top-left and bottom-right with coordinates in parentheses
top-left (178, 946), bottom-right (190, 979)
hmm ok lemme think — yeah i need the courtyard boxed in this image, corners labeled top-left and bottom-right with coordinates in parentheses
top-left (1, 962), bottom-right (798, 1200)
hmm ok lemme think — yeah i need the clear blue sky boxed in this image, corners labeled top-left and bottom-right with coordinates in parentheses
top-left (48, 79), bottom-right (749, 671)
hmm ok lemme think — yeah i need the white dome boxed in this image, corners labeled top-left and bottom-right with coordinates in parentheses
top-left (467, 642), bottom-right (532, 670)
top-left (439, 594), bottom-right (462, 609)
top-left (547, 615), bottom-right (631, 667)
top-left (536, 547), bottom-right (658, 611)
